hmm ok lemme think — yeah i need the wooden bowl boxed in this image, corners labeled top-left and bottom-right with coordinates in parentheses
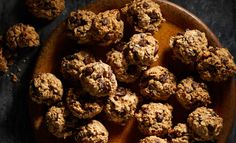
top-left (29, 0), bottom-right (236, 143)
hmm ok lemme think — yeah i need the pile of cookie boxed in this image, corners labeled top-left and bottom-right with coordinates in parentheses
top-left (28, 0), bottom-right (236, 143)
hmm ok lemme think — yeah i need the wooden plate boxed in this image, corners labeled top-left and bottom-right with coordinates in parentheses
top-left (29, 0), bottom-right (236, 143)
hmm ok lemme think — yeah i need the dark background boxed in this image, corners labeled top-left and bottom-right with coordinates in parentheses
top-left (0, 0), bottom-right (235, 142)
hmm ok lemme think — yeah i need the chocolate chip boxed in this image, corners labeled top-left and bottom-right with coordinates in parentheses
top-left (116, 13), bottom-right (121, 21)
top-left (78, 19), bottom-right (87, 26)
top-left (133, 52), bottom-right (140, 61)
top-left (105, 33), bottom-right (115, 40)
top-left (159, 74), bottom-right (167, 82)
top-left (126, 64), bottom-right (138, 75)
top-left (222, 58), bottom-right (228, 65)
top-left (156, 114), bottom-right (163, 122)
top-left (101, 18), bottom-right (109, 25)
top-left (116, 88), bottom-right (126, 96)
top-left (149, 12), bottom-right (159, 23)
top-left (114, 42), bottom-right (126, 52)
top-left (83, 56), bottom-right (94, 64)
top-left (154, 46), bottom-right (158, 56)
top-left (83, 67), bottom-right (94, 76)
top-left (99, 81), bottom-right (111, 92)
top-left (148, 84), bottom-right (156, 90)
top-left (207, 124), bottom-right (215, 133)
top-left (138, 39), bottom-right (148, 47)
top-left (143, 2), bottom-right (150, 9)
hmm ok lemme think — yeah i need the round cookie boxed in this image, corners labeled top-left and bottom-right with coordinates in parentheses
top-left (140, 66), bottom-right (176, 101)
top-left (168, 123), bottom-right (190, 143)
top-left (139, 136), bottom-right (167, 143)
top-left (106, 47), bottom-right (142, 83)
top-left (175, 77), bottom-right (211, 110)
top-left (187, 107), bottom-right (223, 142)
top-left (75, 120), bottom-right (109, 143)
top-left (60, 51), bottom-right (96, 81)
top-left (122, 0), bottom-right (165, 33)
top-left (92, 9), bottom-right (124, 46)
top-left (104, 87), bottom-right (139, 125)
top-left (45, 105), bottom-right (78, 138)
top-left (135, 102), bottom-right (173, 136)
top-left (66, 10), bottom-right (96, 44)
top-left (124, 33), bottom-right (159, 69)
top-left (29, 73), bottom-right (63, 105)
top-left (197, 46), bottom-right (236, 82)
top-left (66, 88), bottom-right (103, 119)
top-left (6, 23), bottom-right (40, 49)
top-left (170, 29), bottom-right (208, 64)
top-left (80, 61), bottom-right (118, 97)
top-left (26, 0), bottom-right (65, 20)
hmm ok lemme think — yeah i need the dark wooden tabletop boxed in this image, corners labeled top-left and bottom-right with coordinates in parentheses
top-left (0, 0), bottom-right (235, 142)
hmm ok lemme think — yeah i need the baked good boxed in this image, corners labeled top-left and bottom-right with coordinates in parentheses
top-left (66, 88), bottom-right (103, 119)
top-left (104, 87), bottom-right (139, 125)
top-left (139, 136), bottom-right (167, 143)
top-left (122, 0), bottom-right (165, 33)
top-left (80, 61), bottom-right (118, 97)
top-left (60, 51), bottom-right (96, 81)
top-left (197, 46), bottom-right (236, 82)
top-left (140, 66), bottom-right (176, 101)
top-left (168, 123), bottom-right (190, 143)
top-left (29, 73), bottom-right (63, 105)
top-left (26, 0), bottom-right (65, 20)
top-left (187, 107), bottom-right (223, 141)
top-left (135, 102), bottom-right (173, 136)
top-left (175, 77), bottom-right (211, 110)
top-left (66, 10), bottom-right (96, 44)
top-left (6, 23), bottom-right (40, 49)
top-left (75, 120), bottom-right (109, 143)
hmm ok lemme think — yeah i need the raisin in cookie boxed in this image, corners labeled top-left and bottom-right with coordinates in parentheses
top-left (29, 73), bottom-right (63, 105)
top-left (135, 102), bottom-right (173, 136)
top-left (122, 0), bottom-right (165, 33)
top-left (168, 123), bottom-right (190, 143)
top-left (26, 0), bottom-right (65, 20)
top-left (104, 87), bottom-right (139, 125)
top-left (66, 88), bottom-right (103, 119)
top-left (124, 33), bottom-right (159, 69)
top-left (139, 136), bottom-right (167, 143)
top-left (61, 51), bottom-right (96, 81)
top-left (92, 9), bottom-right (124, 46)
top-left (197, 46), bottom-right (236, 82)
top-left (175, 77), bottom-right (211, 110)
top-left (170, 29), bottom-right (208, 64)
top-left (140, 66), bottom-right (176, 101)
top-left (187, 107), bottom-right (223, 142)
top-left (6, 23), bottom-right (40, 49)
top-left (75, 120), bottom-right (109, 143)
top-left (80, 61), bottom-right (117, 97)
top-left (66, 10), bottom-right (96, 44)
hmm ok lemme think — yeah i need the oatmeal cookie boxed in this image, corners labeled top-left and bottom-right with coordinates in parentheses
top-left (75, 120), bottom-right (109, 143)
top-left (60, 51), bottom-right (96, 81)
top-left (6, 23), bottom-right (40, 49)
top-left (66, 88), bottom-right (103, 119)
top-left (170, 29), bottom-right (208, 64)
top-left (29, 73), bottom-right (63, 105)
top-left (92, 9), bottom-right (124, 46)
top-left (187, 107), bottom-right (223, 142)
top-left (139, 136), bottom-right (167, 143)
top-left (26, 0), bottom-right (65, 20)
top-left (122, 0), bottom-right (165, 33)
top-left (168, 123), bottom-right (190, 143)
top-left (135, 102), bottom-right (173, 136)
top-left (80, 61), bottom-right (118, 97)
top-left (175, 77), bottom-right (211, 110)
top-left (124, 33), bottom-right (159, 68)
top-left (66, 10), bottom-right (96, 44)
top-left (197, 46), bottom-right (236, 82)
top-left (140, 66), bottom-right (176, 101)
top-left (104, 87), bottom-right (139, 125)
top-left (106, 46), bottom-right (142, 83)
top-left (45, 105), bottom-right (78, 138)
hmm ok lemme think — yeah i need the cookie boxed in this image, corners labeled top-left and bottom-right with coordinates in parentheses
top-left (66, 10), bottom-right (96, 44)
top-left (60, 51), bottom-right (96, 81)
top-left (170, 29), bottom-right (208, 64)
top-left (80, 61), bottom-right (118, 97)
top-left (140, 66), bottom-right (176, 101)
top-left (75, 120), bottom-right (109, 143)
top-left (168, 123), bottom-right (190, 143)
top-left (104, 87), bottom-right (139, 125)
top-left (6, 23), bottom-right (40, 49)
top-left (139, 136), bottom-right (167, 143)
top-left (197, 46), bottom-right (236, 82)
top-left (122, 0), bottom-right (165, 33)
top-left (29, 73), bottom-right (63, 105)
top-left (135, 102), bottom-right (173, 136)
top-left (187, 107), bottom-right (223, 142)
top-left (175, 77), bottom-right (211, 110)
top-left (66, 88), bottom-right (103, 119)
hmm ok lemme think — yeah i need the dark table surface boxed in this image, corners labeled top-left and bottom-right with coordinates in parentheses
top-left (0, 0), bottom-right (235, 143)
